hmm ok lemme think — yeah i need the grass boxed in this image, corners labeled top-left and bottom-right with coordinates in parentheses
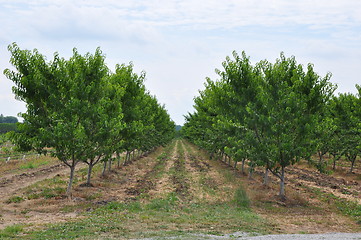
top-left (6, 195), bottom-right (25, 203)
top-left (307, 187), bottom-right (361, 224)
top-left (234, 186), bottom-right (251, 209)
top-left (23, 176), bottom-right (67, 200)
top-left (6, 140), bottom-right (272, 239)
top-left (19, 160), bottom-right (49, 170)
top-left (0, 225), bottom-right (24, 239)
top-left (9, 140), bottom-right (360, 237)
top-left (19, 197), bottom-right (269, 239)
top-left (0, 155), bottom-right (57, 174)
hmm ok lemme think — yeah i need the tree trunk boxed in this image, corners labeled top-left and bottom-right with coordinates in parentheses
top-left (123, 151), bottom-right (129, 166)
top-left (263, 167), bottom-right (269, 186)
top-left (279, 166), bottom-right (286, 200)
top-left (331, 153), bottom-right (340, 170)
top-left (66, 164), bottom-right (76, 198)
top-left (234, 160), bottom-right (237, 169)
top-left (228, 156), bottom-right (231, 166)
top-left (102, 161), bottom-right (107, 176)
top-left (241, 159), bottom-right (246, 174)
top-left (86, 164), bottom-right (93, 186)
top-left (318, 150), bottom-right (323, 165)
top-left (350, 158), bottom-right (356, 173)
top-left (117, 153), bottom-right (121, 168)
top-left (108, 158), bottom-right (112, 171)
top-left (138, 150), bottom-right (141, 158)
top-left (248, 164), bottom-right (254, 180)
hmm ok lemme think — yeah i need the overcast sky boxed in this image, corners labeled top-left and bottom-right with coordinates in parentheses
top-left (1, 0), bottom-right (360, 125)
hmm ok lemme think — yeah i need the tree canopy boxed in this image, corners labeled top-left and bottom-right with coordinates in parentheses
top-left (4, 43), bottom-right (175, 196)
top-left (183, 51), bottom-right (336, 199)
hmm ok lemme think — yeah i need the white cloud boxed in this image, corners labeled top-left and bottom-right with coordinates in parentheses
top-left (0, 0), bottom-right (360, 124)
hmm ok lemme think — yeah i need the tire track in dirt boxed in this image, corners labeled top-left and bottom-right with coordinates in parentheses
top-left (102, 150), bottom-right (163, 202)
top-left (168, 140), bottom-right (191, 200)
top-left (180, 140), bottom-right (207, 201)
top-left (147, 141), bottom-right (178, 199)
top-left (181, 140), bottom-right (236, 203)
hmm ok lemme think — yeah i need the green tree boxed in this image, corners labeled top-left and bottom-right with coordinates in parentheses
top-left (4, 43), bottom-right (118, 196)
top-left (184, 51), bottom-right (335, 199)
top-left (0, 115), bottom-right (18, 123)
top-left (331, 91), bottom-right (361, 173)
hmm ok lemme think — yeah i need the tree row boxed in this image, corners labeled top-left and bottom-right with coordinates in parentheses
top-left (4, 43), bottom-right (175, 197)
top-left (182, 51), bottom-right (361, 200)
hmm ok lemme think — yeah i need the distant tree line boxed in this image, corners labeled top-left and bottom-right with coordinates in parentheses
top-left (0, 114), bottom-right (18, 123)
top-left (0, 115), bottom-right (18, 134)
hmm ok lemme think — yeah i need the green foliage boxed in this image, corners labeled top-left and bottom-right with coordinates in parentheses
top-left (330, 92), bottom-right (361, 173)
top-left (234, 186), bottom-right (250, 209)
top-left (0, 114), bottom-right (18, 123)
top-left (0, 123), bottom-right (17, 134)
top-left (183, 51), bottom-right (336, 199)
top-left (4, 43), bottom-right (175, 195)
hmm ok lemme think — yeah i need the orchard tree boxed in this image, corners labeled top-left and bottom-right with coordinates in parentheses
top-left (253, 55), bottom-right (335, 198)
top-left (184, 51), bottom-right (335, 200)
top-left (331, 91), bottom-right (361, 173)
top-left (4, 43), bottom-right (122, 196)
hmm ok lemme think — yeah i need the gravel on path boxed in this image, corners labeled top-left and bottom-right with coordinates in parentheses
top-left (137, 232), bottom-right (361, 240)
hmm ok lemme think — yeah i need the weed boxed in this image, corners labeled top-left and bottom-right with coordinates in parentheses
top-left (335, 199), bottom-right (361, 222)
top-left (6, 196), bottom-right (24, 203)
top-left (0, 224), bottom-right (24, 238)
top-left (234, 186), bottom-right (251, 209)
top-left (20, 209), bottom-right (29, 215)
top-left (146, 193), bottom-right (178, 211)
top-left (85, 192), bottom-right (102, 201)
top-left (309, 186), bottom-right (361, 223)
top-left (20, 162), bottom-right (34, 169)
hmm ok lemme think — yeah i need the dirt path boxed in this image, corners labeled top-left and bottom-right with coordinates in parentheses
top-left (147, 140), bottom-right (178, 198)
top-left (181, 140), bottom-right (234, 203)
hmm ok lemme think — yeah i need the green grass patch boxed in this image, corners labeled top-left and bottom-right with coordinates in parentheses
top-left (0, 224), bottom-right (24, 239)
top-left (309, 187), bottom-right (361, 223)
top-left (26, 186), bottom-right (65, 200)
top-left (335, 198), bottom-right (361, 224)
top-left (6, 195), bottom-right (25, 203)
top-left (233, 186), bottom-right (251, 209)
top-left (20, 197), bottom-right (270, 239)
top-left (146, 193), bottom-right (178, 211)
top-left (18, 159), bottom-right (49, 170)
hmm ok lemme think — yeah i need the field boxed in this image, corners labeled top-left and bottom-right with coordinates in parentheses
top-left (0, 139), bottom-right (360, 239)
